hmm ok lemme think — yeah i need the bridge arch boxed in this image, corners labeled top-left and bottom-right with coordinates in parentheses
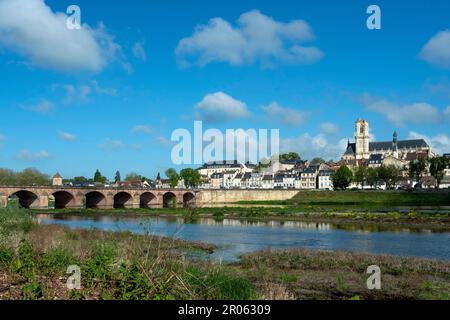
top-left (52, 191), bottom-right (75, 209)
top-left (113, 192), bottom-right (133, 209)
top-left (140, 192), bottom-right (156, 208)
top-left (163, 192), bottom-right (177, 208)
top-left (11, 190), bottom-right (38, 209)
top-left (183, 192), bottom-right (196, 208)
top-left (85, 191), bottom-right (107, 209)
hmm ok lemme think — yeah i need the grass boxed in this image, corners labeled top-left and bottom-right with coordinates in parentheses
top-left (1, 207), bottom-right (449, 300)
top-left (237, 190), bottom-right (450, 207)
top-left (0, 208), bottom-right (253, 300)
top-left (236, 248), bottom-right (450, 300)
top-left (289, 190), bottom-right (450, 206)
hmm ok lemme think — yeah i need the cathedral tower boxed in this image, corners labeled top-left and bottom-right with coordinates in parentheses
top-left (355, 119), bottom-right (370, 160)
top-left (392, 131), bottom-right (398, 158)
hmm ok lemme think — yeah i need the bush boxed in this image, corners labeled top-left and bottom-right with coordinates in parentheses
top-left (41, 246), bottom-right (75, 275)
top-left (185, 266), bottom-right (254, 300)
top-left (22, 281), bottom-right (43, 300)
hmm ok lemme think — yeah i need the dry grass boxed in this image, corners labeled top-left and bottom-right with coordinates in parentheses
top-left (237, 248), bottom-right (450, 300)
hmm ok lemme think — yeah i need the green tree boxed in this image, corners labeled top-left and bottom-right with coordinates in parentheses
top-left (180, 168), bottom-right (201, 188)
top-left (353, 165), bottom-right (367, 189)
top-left (125, 172), bottom-right (141, 181)
top-left (0, 168), bottom-right (16, 185)
top-left (279, 152), bottom-right (301, 162)
top-left (114, 171), bottom-right (121, 183)
top-left (377, 165), bottom-right (402, 190)
top-left (310, 157), bottom-right (326, 166)
top-left (408, 158), bottom-right (427, 184)
top-left (366, 167), bottom-right (379, 189)
top-left (93, 169), bottom-right (107, 184)
top-left (17, 168), bottom-right (50, 186)
top-left (331, 165), bottom-right (353, 190)
top-left (165, 168), bottom-right (180, 188)
top-left (429, 156), bottom-right (449, 188)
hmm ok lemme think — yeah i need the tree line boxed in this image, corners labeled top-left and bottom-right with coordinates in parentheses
top-left (0, 168), bottom-right (51, 186)
top-left (164, 168), bottom-right (201, 188)
top-left (0, 168), bottom-right (154, 186)
top-left (331, 156), bottom-right (449, 190)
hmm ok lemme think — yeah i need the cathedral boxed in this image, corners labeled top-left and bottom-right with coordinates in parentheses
top-left (342, 119), bottom-right (433, 167)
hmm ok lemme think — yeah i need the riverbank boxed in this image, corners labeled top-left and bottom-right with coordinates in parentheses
top-left (1, 208), bottom-right (450, 300)
top-left (26, 190), bottom-right (450, 232)
top-left (32, 205), bottom-right (450, 232)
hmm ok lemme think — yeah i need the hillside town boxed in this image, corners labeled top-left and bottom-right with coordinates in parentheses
top-left (49, 119), bottom-right (449, 191)
top-left (147, 119), bottom-right (450, 191)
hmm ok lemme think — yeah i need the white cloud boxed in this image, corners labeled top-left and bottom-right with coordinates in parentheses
top-left (0, 0), bottom-right (125, 72)
top-left (155, 136), bottom-right (174, 147)
top-left (419, 30), bottom-right (450, 69)
top-left (99, 138), bottom-right (125, 151)
top-left (91, 80), bottom-right (117, 96)
top-left (176, 10), bottom-right (323, 68)
top-left (408, 131), bottom-right (450, 156)
top-left (195, 91), bottom-right (250, 122)
top-left (361, 95), bottom-right (442, 126)
top-left (444, 106), bottom-right (450, 119)
top-left (132, 125), bottom-right (152, 134)
top-left (132, 41), bottom-right (147, 62)
top-left (426, 82), bottom-right (450, 98)
top-left (319, 122), bottom-right (339, 134)
top-left (281, 133), bottom-right (347, 161)
top-left (16, 149), bottom-right (50, 161)
top-left (262, 102), bottom-right (307, 127)
top-left (21, 99), bottom-right (55, 114)
top-left (57, 80), bottom-right (116, 104)
top-left (59, 131), bottom-right (76, 142)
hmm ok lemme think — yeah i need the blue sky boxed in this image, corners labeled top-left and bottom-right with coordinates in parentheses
top-left (0, 0), bottom-right (449, 180)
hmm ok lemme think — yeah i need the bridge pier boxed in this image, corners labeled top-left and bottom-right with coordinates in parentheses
top-left (128, 195), bottom-right (140, 209)
top-left (30, 194), bottom-right (49, 210)
top-left (0, 195), bottom-right (7, 208)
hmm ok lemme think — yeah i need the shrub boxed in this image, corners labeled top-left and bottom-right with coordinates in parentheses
top-left (185, 266), bottom-right (254, 300)
top-left (22, 281), bottom-right (43, 300)
top-left (41, 246), bottom-right (75, 275)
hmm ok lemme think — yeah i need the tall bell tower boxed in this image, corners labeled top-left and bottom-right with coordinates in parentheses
top-left (355, 119), bottom-right (370, 160)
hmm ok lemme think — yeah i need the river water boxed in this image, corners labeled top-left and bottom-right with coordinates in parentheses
top-left (35, 214), bottom-right (450, 262)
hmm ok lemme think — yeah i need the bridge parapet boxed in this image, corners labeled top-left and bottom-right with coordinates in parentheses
top-left (0, 186), bottom-right (298, 210)
top-left (0, 186), bottom-right (199, 210)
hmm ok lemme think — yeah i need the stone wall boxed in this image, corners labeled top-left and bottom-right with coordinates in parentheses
top-left (198, 189), bottom-right (298, 206)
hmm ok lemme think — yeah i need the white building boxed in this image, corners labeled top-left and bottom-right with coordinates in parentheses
top-left (300, 166), bottom-right (318, 189)
top-left (197, 160), bottom-right (250, 177)
top-left (261, 175), bottom-right (274, 189)
top-left (318, 170), bottom-right (333, 190)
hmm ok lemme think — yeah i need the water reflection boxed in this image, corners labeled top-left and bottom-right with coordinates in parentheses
top-left (35, 214), bottom-right (450, 262)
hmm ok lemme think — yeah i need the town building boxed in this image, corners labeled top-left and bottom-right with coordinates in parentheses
top-left (300, 166), bottom-right (319, 189)
top-left (441, 154), bottom-right (450, 188)
top-left (261, 175), bottom-right (274, 189)
top-left (210, 173), bottom-right (223, 189)
top-left (342, 119), bottom-right (433, 167)
top-left (52, 172), bottom-right (63, 186)
top-left (197, 160), bottom-right (250, 177)
top-left (318, 170), bottom-right (333, 190)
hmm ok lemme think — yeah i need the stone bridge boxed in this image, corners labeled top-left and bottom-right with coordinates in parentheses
top-left (0, 186), bottom-right (198, 209)
top-left (0, 186), bottom-right (299, 210)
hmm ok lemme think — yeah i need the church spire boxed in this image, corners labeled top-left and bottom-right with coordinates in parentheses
top-left (392, 131), bottom-right (398, 158)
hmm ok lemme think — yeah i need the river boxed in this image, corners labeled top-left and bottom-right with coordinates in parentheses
top-left (35, 214), bottom-right (450, 262)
